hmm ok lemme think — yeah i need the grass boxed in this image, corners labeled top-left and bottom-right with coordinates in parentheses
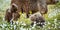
top-left (0, 0), bottom-right (60, 30)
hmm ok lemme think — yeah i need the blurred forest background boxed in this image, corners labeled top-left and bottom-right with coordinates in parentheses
top-left (0, 0), bottom-right (60, 30)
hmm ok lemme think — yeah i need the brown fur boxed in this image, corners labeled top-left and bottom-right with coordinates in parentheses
top-left (29, 12), bottom-right (45, 27)
top-left (5, 9), bottom-right (12, 22)
top-left (5, 4), bottom-right (20, 22)
top-left (10, 0), bottom-right (48, 17)
top-left (5, 0), bottom-right (58, 22)
top-left (46, 0), bottom-right (58, 4)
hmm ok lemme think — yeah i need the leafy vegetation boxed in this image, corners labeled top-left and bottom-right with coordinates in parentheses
top-left (0, 0), bottom-right (60, 30)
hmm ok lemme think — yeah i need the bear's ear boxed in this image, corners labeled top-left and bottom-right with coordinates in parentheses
top-left (10, 3), bottom-right (18, 12)
top-left (12, 3), bottom-right (18, 8)
top-left (12, 5), bottom-right (17, 10)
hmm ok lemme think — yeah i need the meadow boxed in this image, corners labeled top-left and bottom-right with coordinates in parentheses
top-left (0, 0), bottom-right (60, 30)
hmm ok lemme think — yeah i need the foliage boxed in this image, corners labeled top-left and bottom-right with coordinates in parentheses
top-left (0, 0), bottom-right (60, 30)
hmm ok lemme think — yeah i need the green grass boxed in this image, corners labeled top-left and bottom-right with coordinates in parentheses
top-left (0, 0), bottom-right (60, 30)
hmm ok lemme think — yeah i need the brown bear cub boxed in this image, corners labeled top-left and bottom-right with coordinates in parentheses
top-left (5, 4), bottom-right (20, 24)
top-left (29, 12), bottom-right (45, 27)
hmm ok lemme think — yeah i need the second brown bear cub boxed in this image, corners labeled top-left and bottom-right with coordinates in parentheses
top-left (29, 12), bottom-right (45, 27)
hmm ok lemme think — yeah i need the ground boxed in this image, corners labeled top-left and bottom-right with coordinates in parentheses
top-left (0, 0), bottom-right (60, 30)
